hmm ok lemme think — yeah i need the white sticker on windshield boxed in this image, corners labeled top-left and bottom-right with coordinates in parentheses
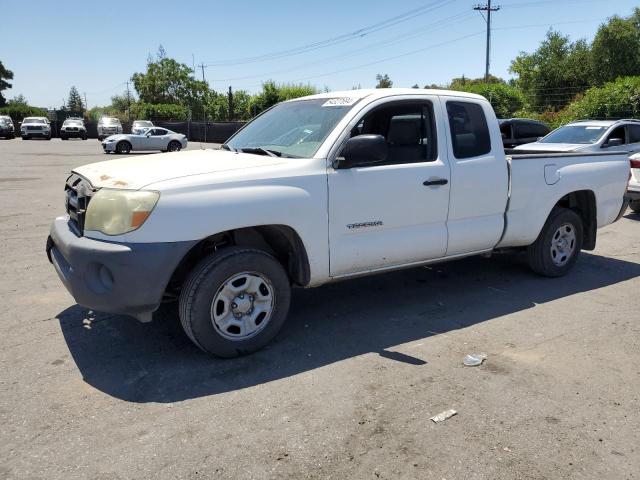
top-left (586, 126), bottom-right (604, 130)
top-left (322, 97), bottom-right (358, 107)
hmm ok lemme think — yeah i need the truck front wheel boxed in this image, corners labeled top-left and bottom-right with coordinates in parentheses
top-left (178, 247), bottom-right (291, 357)
top-left (527, 207), bottom-right (583, 277)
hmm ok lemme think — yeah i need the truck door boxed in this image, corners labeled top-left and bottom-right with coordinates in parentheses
top-left (328, 98), bottom-right (450, 277)
top-left (440, 97), bottom-right (508, 256)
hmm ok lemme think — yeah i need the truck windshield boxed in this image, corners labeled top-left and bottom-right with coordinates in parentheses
top-left (225, 98), bottom-right (357, 158)
top-left (540, 125), bottom-right (607, 144)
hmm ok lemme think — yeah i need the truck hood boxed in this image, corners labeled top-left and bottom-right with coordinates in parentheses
top-left (73, 149), bottom-right (291, 190)
top-left (513, 142), bottom-right (587, 152)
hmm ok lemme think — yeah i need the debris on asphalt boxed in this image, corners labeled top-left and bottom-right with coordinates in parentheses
top-left (463, 353), bottom-right (487, 367)
top-left (430, 409), bottom-right (457, 423)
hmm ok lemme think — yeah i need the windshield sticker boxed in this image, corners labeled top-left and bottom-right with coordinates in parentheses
top-left (322, 97), bottom-right (359, 107)
top-left (586, 126), bottom-right (604, 129)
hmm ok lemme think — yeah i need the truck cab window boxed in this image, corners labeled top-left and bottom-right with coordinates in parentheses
top-left (629, 125), bottom-right (640, 144)
top-left (446, 101), bottom-right (491, 159)
top-left (347, 101), bottom-right (437, 164)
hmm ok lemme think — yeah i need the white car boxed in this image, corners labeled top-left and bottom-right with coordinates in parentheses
top-left (513, 119), bottom-right (640, 154)
top-left (97, 117), bottom-right (123, 140)
top-left (628, 153), bottom-right (640, 213)
top-left (101, 127), bottom-right (187, 154)
top-left (47, 88), bottom-right (629, 357)
top-left (21, 116), bottom-right (51, 140)
top-left (60, 118), bottom-right (87, 140)
top-left (131, 120), bottom-right (154, 135)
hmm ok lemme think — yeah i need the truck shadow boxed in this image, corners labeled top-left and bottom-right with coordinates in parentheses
top-left (56, 251), bottom-right (640, 403)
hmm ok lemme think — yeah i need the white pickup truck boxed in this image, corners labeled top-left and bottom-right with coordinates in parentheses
top-left (46, 89), bottom-right (631, 357)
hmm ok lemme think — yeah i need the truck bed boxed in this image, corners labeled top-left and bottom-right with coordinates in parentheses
top-left (498, 150), bottom-right (630, 248)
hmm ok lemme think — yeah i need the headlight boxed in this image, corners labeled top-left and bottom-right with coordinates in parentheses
top-left (84, 189), bottom-right (159, 236)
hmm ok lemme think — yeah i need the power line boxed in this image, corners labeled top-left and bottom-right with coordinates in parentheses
top-left (474, 0), bottom-right (501, 81)
top-left (211, 11), bottom-right (476, 83)
top-left (202, 0), bottom-right (456, 67)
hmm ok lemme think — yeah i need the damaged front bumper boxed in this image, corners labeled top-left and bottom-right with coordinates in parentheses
top-left (46, 216), bottom-right (196, 321)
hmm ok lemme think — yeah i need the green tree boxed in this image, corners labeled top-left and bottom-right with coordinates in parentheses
top-left (450, 78), bottom-right (524, 118)
top-left (110, 92), bottom-right (131, 113)
top-left (249, 81), bottom-right (317, 116)
top-left (7, 94), bottom-right (28, 106)
top-left (591, 8), bottom-right (640, 84)
top-left (509, 30), bottom-right (595, 112)
top-left (375, 73), bottom-right (393, 88)
top-left (131, 46), bottom-right (209, 112)
top-left (0, 61), bottom-right (14, 107)
top-left (66, 86), bottom-right (84, 112)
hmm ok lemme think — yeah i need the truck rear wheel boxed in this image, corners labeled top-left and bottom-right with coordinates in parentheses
top-left (178, 247), bottom-right (291, 357)
top-left (527, 207), bottom-right (583, 277)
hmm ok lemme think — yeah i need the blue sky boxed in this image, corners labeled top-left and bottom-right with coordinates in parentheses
top-left (2, 0), bottom-right (637, 108)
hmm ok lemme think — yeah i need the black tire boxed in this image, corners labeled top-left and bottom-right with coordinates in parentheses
top-left (179, 247), bottom-right (291, 357)
top-left (630, 201), bottom-right (640, 213)
top-left (527, 207), bottom-right (583, 277)
top-left (61, 135), bottom-right (67, 140)
top-left (167, 140), bottom-right (182, 152)
top-left (82, 134), bottom-right (87, 140)
top-left (115, 141), bottom-right (132, 154)
top-left (22, 136), bottom-right (29, 140)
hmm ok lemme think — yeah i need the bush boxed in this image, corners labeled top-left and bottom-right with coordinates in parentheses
top-left (0, 103), bottom-right (47, 123)
top-left (565, 76), bottom-right (640, 119)
top-left (451, 82), bottom-right (524, 118)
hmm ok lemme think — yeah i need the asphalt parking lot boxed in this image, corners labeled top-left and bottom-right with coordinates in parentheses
top-left (0, 137), bottom-right (639, 479)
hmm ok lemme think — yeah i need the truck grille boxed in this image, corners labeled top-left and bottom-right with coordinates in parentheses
top-left (65, 174), bottom-right (94, 235)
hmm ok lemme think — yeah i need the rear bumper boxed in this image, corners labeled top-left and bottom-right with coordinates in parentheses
top-left (626, 187), bottom-right (640, 202)
top-left (46, 216), bottom-right (196, 319)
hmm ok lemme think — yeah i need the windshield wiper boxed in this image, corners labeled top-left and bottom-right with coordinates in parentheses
top-left (221, 143), bottom-right (236, 152)
top-left (239, 147), bottom-right (282, 157)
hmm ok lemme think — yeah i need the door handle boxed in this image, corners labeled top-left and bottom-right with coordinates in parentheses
top-left (423, 178), bottom-right (448, 186)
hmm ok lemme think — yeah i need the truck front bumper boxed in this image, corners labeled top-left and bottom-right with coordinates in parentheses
top-left (46, 216), bottom-right (196, 320)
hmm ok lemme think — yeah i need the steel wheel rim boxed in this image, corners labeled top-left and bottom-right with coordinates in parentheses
top-left (550, 222), bottom-right (576, 267)
top-left (210, 271), bottom-right (275, 341)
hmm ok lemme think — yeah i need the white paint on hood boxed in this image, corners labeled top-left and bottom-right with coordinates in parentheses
top-left (73, 149), bottom-right (289, 190)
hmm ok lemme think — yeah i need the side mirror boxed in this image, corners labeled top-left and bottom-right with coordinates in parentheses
top-left (337, 134), bottom-right (388, 169)
top-left (604, 138), bottom-right (623, 148)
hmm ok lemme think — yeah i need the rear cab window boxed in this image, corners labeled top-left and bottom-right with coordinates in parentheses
top-left (446, 101), bottom-right (491, 159)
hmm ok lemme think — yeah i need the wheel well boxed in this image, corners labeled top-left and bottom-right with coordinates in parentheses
top-left (555, 190), bottom-right (597, 250)
top-left (165, 225), bottom-right (311, 299)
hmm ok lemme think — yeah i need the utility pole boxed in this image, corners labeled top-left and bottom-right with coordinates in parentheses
top-left (198, 64), bottom-right (207, 143)
top-left (473, 0), bottom-right (500, 81)
top-left (125, 81), bottom-right (132, 123)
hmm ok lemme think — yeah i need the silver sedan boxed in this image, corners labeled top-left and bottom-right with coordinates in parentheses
top-left (102, 127), bottom-right (188, 154)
